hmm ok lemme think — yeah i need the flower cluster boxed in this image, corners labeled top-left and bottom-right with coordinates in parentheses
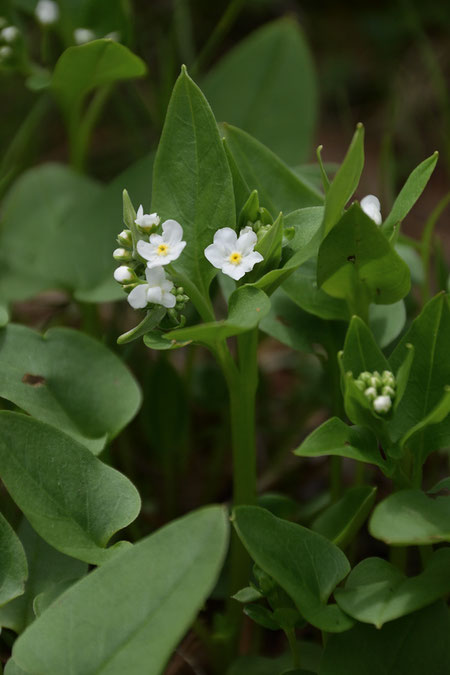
top-left (355, 370), bottom-right (396, 414)
top-left (113, 205), bottom-right (188, 314)
top-left (0, 18), bottom-right (20, 64)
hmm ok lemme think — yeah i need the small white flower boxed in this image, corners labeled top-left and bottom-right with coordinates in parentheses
top-left (74, 27), bottom-right (96, 44)
top-left (113, 247), bottom-right (132, 262)
top-left (127, 266), bottom-right (176, 309)
top-left (204, 227), bottom-right (264, 281)
top-left (134, 205), bottom-right (160, 233)
top-left (373, 395), bottom-right (392, 414)
top-left (114, 266), bottom-right (134, 283)
top-left (35, 0), bottom-right (60, 25)
top-left (137, 219), bottom-right (186, 268)
top-left (1, 26), bottom-right (19, 42)
top-left (0, 45), bottom-right (12, 59)
top-left (360, 195), bottom-right (382, 225)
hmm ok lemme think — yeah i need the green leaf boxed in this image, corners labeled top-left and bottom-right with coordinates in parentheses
top-left (320, 602), bottom-right (450, 675)
top-left (143, 331), bottom-right (191, 351)
top-left (163, 285), bottom-right (270, 347)
top-left (294, 417), bottom-right (388, 471)
top-left (152, 67), bottom-right (235, 320)
top-left (259, 288), bottom-right (315, 353)
top-left (382, 152), bottom-right (439, 239)
top-left (369, 300), bottom-right (406, 348)
top-left (51, 39), bottom-right (146, 117)
top-left (0, 519), bottom-right (86, 634)
top-left (0, 512), bottom-right (27, 608)
top-left (369, 489), bottom-right (450, 545)
top-left (0, 324), bottom-right (141, 454)
top-left (317, 204), bottom-right (411, 314)
top-left (233, 506), bottom-right (353, 632)
top-left (388, 293), bottom-right (450, 458)
top-left (117, 306), bottom-right (166, 344)
top-left (335, 549), bottom-right (450, 628)
top-left (341, 315), bottom-right (390, 376)
top-left (322, 124), bottom-right (364, 236)
top-left (283, 260), bottom-right (349, 321)
top-left (11, 506), bottom-right (229, 675)
top-left (222, 125), bottom-right (323, 216)
top-left (0, 413), bottom-right (141, 564)
top-left (244, 604), bottom-right (279, 630)
top-left (312, 486), bottom-right (377, 548)
top-left (0, 304), bottom-right (8, 327)
top-left (203, 18), bottom-right (317, 164)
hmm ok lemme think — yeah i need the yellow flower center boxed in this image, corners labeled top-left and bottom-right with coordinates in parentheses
top-left (229, 251), bottom-right (242, 265)
top-left (157, 244), bottom-right (169, 256)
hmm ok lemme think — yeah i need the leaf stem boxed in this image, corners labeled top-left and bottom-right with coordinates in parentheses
top-left (285, 627), bottom-right (301, 669)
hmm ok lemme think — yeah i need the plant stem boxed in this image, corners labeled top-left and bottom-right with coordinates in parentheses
top-left (191, 0), bottom-right (246, 76)
top-left (285, 628), bottom-right (301, 669)
top-left (69, 86), bottom-right (112, 172)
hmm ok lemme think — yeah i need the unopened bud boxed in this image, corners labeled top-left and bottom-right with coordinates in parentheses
top-left (35, 0), bottom-right (60, 25)
top-left (1, 26), bottom-right (19, 42)
top-left (364, 387), bottom-right (377, 401)
top-left (74, 27), bottom-right (95, 44)
top-left (117, 229), bottom-right (132, 247)
top-left (0, 45), bottom-right (12, 59)
top-left (382, 385), bottom-right (395, 397)
top-left (113, 247), bottom-right (132, 262)
top-left (114, 266), bottom-right (135, 283)
top-left (373, 395), bottom-right (392, 414)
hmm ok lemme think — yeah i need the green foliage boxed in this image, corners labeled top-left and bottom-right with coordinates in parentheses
top-left (203, 18), bottom-right (317, 164)
top-left (311, 486), bottom-right (377, 548)
top-left (10, 506), bottom-right (229, 675)
top-left (0, 513), bottom-right (27, 609)
top-left (0, 413), bottom-right (141, 564)
top-left (233, 506), bottom-right (353, 632)
top-left (0, 324), bottom-right (141, 454)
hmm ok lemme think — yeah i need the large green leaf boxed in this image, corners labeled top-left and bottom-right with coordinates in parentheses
top-left (0, 520), bottom-right (87, 634)
top-left (0, 512), bottom-right (27, 608)
top-left (369, 489), bottom-right (450, 545)
top-left (312, 486), bottom-right (377, 548)
top-left (317, 204), bottom-right (411, 314)
top-left (283, 260), bottom-right (349, 321)
top-left (0, 324), bottom-right (141, 454)
top-left (320, 602), bottom-right (450, 675)
top-left (335, 549), bottom-right (450, 627)
top-left (294, 417), bottom-right (388, 471)
top-left (321, 124), bottom-right (364, 236)
top-left (233, 506), bottom-right (353, 632)
top-left (51, 39), bottom-right (146, 117)
top-left (163, 285), bottom-right (270, 347)
top-left (203, 18), bottom-right (317, 165)
top-left (222, 125), bottom-right (323, 216)
top-left (388, 293), bottom-right (450, 457)
top-left (382, 152), bottom-right (439, 239)
top-left (259, 288), bottom-right (315, 353)
top-left (0, 413), bottom-right (141, 564)
top-left (341, 315), bottom-right (390, 376)
top-left (11, 506), bottom-right (229, 675)
top-left (152, 67), bottom-right (235, 320)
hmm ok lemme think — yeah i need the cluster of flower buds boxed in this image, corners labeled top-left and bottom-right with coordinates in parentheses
top-left (238, 189), bottom-right (273, 241)
top-left (355, 370), bottom-right (396, 414)
top-left (0, 18), bottom-right (20, 64)
top-left (113, 198), bottom-right (189, 323)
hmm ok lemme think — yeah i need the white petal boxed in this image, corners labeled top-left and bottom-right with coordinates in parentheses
top-left (114, 266), bottom-right (133, 283)
top-left (222, 262), bottom-right (247, 280)
top-left (127, 284), bottom-right (148, 309)
top-left (161, 279), bottom-right (174, 292)
top-left (146, 286), bottom-right (163, 304)
top-left (161, 291), bottom-right (176, 308)
top-left (162, 219), bottom-right (184, 245)
top-left (146, 257), bottom-right (171, 268)
top-left (145, 265), bottom-right (166, 285)
top-left (213, 227), bottom-right (238, 254)
top-left (167, 240), bottom-right (186, 261)
top-left (137, 239), bottom-right (156, 261)
top-left (204, 243), bottom-right (226, 269)
top-left (148, 233), bottom-right (163, 246)
top-left (135, 205), bottom-right (144, 222)
top-left (360, 194), bottom-right (381, 211)
top-left (361, 195), bottom-right (382, 225)
top-left (237, 229), bottom-right (258, 255)
top-left (240, 251), bottom-right (264, 272)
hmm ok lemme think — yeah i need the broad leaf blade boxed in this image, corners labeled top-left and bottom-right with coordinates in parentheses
top-left (0, 413), bottom-right (141, 564)
top-left (312, 486), bottom-right (377, 548)
top-left (0, 512), bottom-right (27, 608)
top-left (11, 506), bottom-right (229, 675)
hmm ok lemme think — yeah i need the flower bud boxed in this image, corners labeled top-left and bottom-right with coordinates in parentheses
top-left (35, 0), bottom-right (60, 25)
top-left (74, 27), bottom-right (95, 44)
top-left (114, 266), bottom-right (135, 283)
top-left (373, 395), bottom-right (392, 414)
top-left (364, 386), bottom-right (377, 401)
top-left (382, 385), bottom-right (395, 397)
top-left (117, 229), bottom-right (132, 247)
top-left (113, 247), bottom-right (132, 262)
top-left (0, 45), bottom-right (12, 60)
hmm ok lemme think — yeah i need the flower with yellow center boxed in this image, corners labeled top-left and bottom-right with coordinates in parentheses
top-left (137, 219), bottom-right (186, 268)
top-left (204, 226), bottom-right (263, 281)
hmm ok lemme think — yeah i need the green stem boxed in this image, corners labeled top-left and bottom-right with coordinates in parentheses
top-left (69, 86), bottom-right (112, 172)
top-left (285, 628), bottom-right (301, 669)
top-left (191, 0), bottom-right (246, 76)
top-left (420, 192), bottom-right (450, 304)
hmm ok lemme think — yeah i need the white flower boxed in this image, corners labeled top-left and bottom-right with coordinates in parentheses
top-left (137, 219), bottom-right (186, 268)
top-left (360, 195), bottom-right (382, 225)
top-left (114, 266), bottom-right (134, 283)
top-left (1, 26), bottom-right (19, 42)
top-left (204, 227), bottom-right (264, 281)
top-left (74, 27), bottom-right (95, 44)
top-left (134, 205), bottom-right (160, 233)
top-left (35, 0), bottom-right (60, 25)
top-left (127, 266), bottom-right (175, 309)
top-left (373, 395), bottom-right (392, 414)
